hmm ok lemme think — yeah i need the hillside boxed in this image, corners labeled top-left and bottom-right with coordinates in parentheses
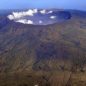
top-left (0, 9), bottom-right (86, 86)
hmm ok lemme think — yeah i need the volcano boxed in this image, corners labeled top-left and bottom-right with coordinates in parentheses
top-left (0, 9), bottom-right (86, 86)
top-left (7, 9), bottom-right (71, 25)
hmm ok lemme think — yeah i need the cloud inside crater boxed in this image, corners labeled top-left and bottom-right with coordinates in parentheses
top-left (7, 9), bottom-right (38, 20)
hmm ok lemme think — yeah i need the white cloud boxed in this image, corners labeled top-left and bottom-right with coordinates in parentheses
top-left (7, 9), bottom-right (57, 25)
top-left (16, 19), bottom-right (33, 24)
top-left (25, 10), bottom-right (34, 16)
top-left (7, 9), bottom-right (38, 20)
top-left (27, 20), bottom-right (33, 24)
top-left (7, 15), bottom-right (14, 20)
top-left (16, 19), bottom-right (27, 24)
top-left (33, 9), bottom-right (38, 13)
top-left (47, 10), bottom-right (53, 14)
top-left (50, 16), bottom-right (56, 19)
top-left (40, 9), bottom-right (46, 14)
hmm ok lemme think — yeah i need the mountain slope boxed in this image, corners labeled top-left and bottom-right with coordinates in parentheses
top-left (0, 9), bottom-right (86, 86)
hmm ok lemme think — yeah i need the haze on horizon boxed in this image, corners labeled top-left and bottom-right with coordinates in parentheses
top-left (0, 0), bottom-right (86, 11)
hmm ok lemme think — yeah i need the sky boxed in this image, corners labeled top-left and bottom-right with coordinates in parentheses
top-left (0, 0), bottom-right (86, 11)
